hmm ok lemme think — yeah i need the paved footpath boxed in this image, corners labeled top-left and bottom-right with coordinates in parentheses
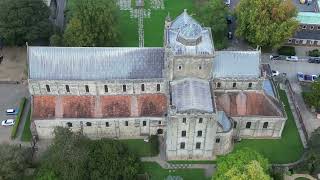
top-left (141, 156), bottom-right (215, 177)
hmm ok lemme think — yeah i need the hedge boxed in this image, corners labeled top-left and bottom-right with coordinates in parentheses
top-left (21, 108), bottom-right (32, 141)
top-left (11, 97), bottom-right (27, 139)
top-left (308, 49), bottom-right (320, 57)
top-left (150, 135), bottom-right (159, 156)
top-left (277, 46), bottom-right (296, 56)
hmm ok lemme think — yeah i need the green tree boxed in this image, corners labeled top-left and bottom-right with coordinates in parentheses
top-left (87, 139), bottom-right (141, 180)
top-left (0, 144), bottom-right (31, 180)
top-left (197, 0), bottom-right (228, 49)
top-left (36, 127), bottom-right (141, 180)
top-left (0, 0), bottom-right (52, 46)
top-left (235, 0), bottom-right (299, 49)
top-left (302, 82), bottom-right (320, 109)
top-left (64, 0), bottom-right (120, 47)
top-left (213, 148), bottom-right (271, 180)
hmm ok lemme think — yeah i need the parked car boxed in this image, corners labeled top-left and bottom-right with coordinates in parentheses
top-left (1, 119), bottom-right (15, 126)
top-left (227, 32), bottom-right (233, 39)
top-left (226, 15), bottom-right (232, 24)
top-left (286, 56), bottom-right (298, 61)
top-left (6, 108), bottom-right (18, 115)
top-left (272, 70), bottom-right (280, 76)
top-left (224, 0), bottom-right (230, 6)
top-left (297, 72), bottom-right (318, 82)
top-left (270, 55), bottom-right (281, 60)
top-left (308, 57), bottom-right (320, 63)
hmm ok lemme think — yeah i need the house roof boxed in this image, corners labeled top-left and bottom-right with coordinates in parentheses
top-left (171, 78), bottom-right (214, 113)
top-left (293, 30), bottom-right (320, 40)
top-left (213, 51), bottom-right (261, 79)
top-left (166, 10), bottom-right (214, 56)
top-left (297, 12), bottom-right (320, 25)
top-left (28, 47), bottom-right (164, 80)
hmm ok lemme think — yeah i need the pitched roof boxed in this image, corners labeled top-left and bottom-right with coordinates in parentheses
top-left (217, 111), bottom-right (232, 132)
top-left (171, 78), bottom-right (214, 113)
top-left (166, 10), bottom-right (214, 56)
top-left (213, 51), bottom-right (261, 78)
top-left (28, 47), bottom-right (164, 80)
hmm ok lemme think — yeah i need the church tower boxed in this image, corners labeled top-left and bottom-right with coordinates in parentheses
top-left (163, 9), bottom-right (215, 81)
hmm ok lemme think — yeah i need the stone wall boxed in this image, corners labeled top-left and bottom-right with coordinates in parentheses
top-left (232, 116), bottom-right (286, 138)
top-left (34, 117), bottom-right (166, 139)
top-left (166, 113), bottom-right (217, 160)
top-left (212, 78), bottom-right (263, 91)
top-left (28, 79), bottom-right (166, 96)
top-left (213, 129), bottom-right (234, 155)
top-left (166, 55), bottom-right (213, 80)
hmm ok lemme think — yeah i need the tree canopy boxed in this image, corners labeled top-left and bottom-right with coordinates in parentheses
top-left (235, 0), bottom-right (299, 49)
top-left (63, 0), bottom-right (120, 46)
top-left (197, 0), bottom-right (229, 50)
top-left (36, 127), bottom-right (141, 180)
top-left (0, 0), bottom-right (52, 46)
top-left (213, 148), bottom-right (271, 180)
top-left (302, 82), bottom-right (320, 109)
top-left (0, 144), bottom-right (31, 180)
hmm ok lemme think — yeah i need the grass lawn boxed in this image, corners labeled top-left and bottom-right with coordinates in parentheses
top-left (21, 108), bottom-right (32, 142)
top-left (142, 162), bottom-right (209, 180)
top-left (120, 139), bottom-right (154, 157)
top-left (233, 88), bottom-right (304, 164)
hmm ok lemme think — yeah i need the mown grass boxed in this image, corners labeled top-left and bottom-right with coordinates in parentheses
top-left (11, 97), bottom-right (27, 139)
top-left (21, 108), bottom-right (32, 142)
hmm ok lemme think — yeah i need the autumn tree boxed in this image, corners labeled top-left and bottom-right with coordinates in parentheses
top-left (213, 148), bottom-right (271, 180)
top-left (235, 0), bottom-right (299, 48)
top-left (63, 0), bottom-right (120, 46)
top-left (197, 0), bottom-right (229, 49)
top-left (0, 0), bottom-right (52, 46)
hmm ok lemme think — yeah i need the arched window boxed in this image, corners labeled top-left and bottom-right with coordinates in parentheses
top-left (46, 85), bottom-right (50, 92)
top-left (216, 82), bottom-right (221, 88)
top-left (233, 121), bottom-right (237, 129)
top-left (263, 122), bottom-right (268, 129)
top-left (246, 122), bottom-right (251, 129)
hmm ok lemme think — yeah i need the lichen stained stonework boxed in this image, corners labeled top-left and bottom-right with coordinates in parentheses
top-left (138, 94), bottom-right (167, 116)
top-left (62, 96), bottom-right (96, 118)
top-left (33, 96), bottom-right (56, 119)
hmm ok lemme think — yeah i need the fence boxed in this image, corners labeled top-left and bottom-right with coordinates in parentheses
top-left (285, 80), bottom-right (309, 140)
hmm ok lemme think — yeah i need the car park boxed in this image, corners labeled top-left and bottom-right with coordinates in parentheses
top-left (270, 55), bottom-right (281, 60)
top-left (1, 119), bottom-right (15, 126)
top-left (6, 108), bottom-right (18, 115)
top-left (272, 70), bottom-right (280, 76)
top-left (286, 56), bottom-right (298, 61)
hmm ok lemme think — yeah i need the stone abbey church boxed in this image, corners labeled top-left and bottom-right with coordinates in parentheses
top-left (28, 10), bottom-right (286, 160)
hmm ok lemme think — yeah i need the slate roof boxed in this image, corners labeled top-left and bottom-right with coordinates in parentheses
top-left (166, 10), bottom-right (214, 56)
top-left (28, 47), bottom-right (164, 80)
top-left (171, 78), bottom-right (214, 113)
top-left (293, 30), bottom-right (320, 40)
top-left (213, 51), bottom-right (261, 79)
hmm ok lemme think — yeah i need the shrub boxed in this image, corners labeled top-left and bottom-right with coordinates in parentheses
top-left (49, 34), bottom-right (63, 46)
top-left (150, 135), bottom-right (159, 156)
top-left (308, 49), bottom-right (320, 57)
top-left (277, 46), bottom-right (296, 56)
top-left (21, 108), bottom-right (32, 141)
top-left (11, 97), bottom-right (27, 139)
